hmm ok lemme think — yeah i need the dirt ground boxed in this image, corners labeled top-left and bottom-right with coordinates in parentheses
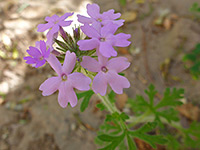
top-left (0, 0), bottom-right (200, 150)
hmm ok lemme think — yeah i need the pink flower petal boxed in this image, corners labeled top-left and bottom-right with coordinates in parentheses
top-left (77, 15), bottom-right (93, 24)
top-left (35, 59), bottom-right (46, 68)
top-left (98, 54), bottom-right (108, 67)
top-left (106, 71), bottom-right (130, 94)
top-left (103, 9), bottom-right (121, 19)
top-left (39, 40), bottom-right (46, 54)
top-left (58, 21), bottom-right (72, 27)
top-left (37, 23), bottom-right (53, 32)
top-left (39, 76), bottom-right (61, 96)
top-left (24, 56), bottom-right (37, 64)
top-left (101, 23), bottom-right (119, 37)
top-left (113, 33), bottom-right (131, 47)
top-left (58, 82), bottom-right (78, 108)
top-left (58, 82), bottom-right (69, 108)
top-left (99, 42), bottom-right (117, 58)
top-left (77, 39), bottom-right (99, 51)
top-left (92, 72), bottom-right (107, 96)
top-left (48, 24), bottom-right (59, 36)
top-left (62, 51), bottom-right (76, 75)
top-left (68, 72), bottom-right (91, 91)
top-left (67, 88), bottom-right (78, 107)
top-left (107, 57), bottom-right (130, 73)
top-left (81, 56), bottom-right (101, 72)
top-left (59, 12), bottom-right (74, 21)
top-left (50, 14), bottom-right (59, 22)
top-left (80, 24), bottom-right (100, 38)
top-left (46, 54), bottom-right (62, 75)
top-left (27, 47), bottom-right (41, 57)
top-left (87, 4), bottom-right (100, 18)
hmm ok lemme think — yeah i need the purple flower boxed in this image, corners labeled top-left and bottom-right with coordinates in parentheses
top-left (24, 40), bottom-right (50, 68)
top-left (37, 13), bottom-right (73, 45)
top-left (81, 55), bottom-right (130, 96)
top-left (77, 23), bottom-right (131, 58)
top-left (77, 3), bottom-right (124, 31)
top-left (39, 51), bottom-right (91, 108)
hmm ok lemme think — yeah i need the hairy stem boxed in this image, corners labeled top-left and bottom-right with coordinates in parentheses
top-left (97, 94), bottom-right (127, 130)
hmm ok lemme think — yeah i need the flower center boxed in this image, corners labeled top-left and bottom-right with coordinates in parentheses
top-left (100, 37), bottom-right (106, 42)
top-left (54, 21), bottom-right (59, 24)
top-left (61, 74), bottom-right (67, 81)
top-left (39, 56), bottom-right (44, 60)
top-left (97, 18), bottom-right (102, 22)
top-left (101, 66), bottom-right (108, 73)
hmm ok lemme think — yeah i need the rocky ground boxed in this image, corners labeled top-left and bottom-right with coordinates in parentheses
top-left (0, 0), bottom-right (200, 150)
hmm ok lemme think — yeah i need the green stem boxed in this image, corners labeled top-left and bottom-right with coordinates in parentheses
top-left (128, 114), bottom-right (183, 131)
top-left (127, 110), bottom-right (152, 128)
top-left (97, 94), bottom-right (127, 130)
top-left (97, 94), bottom-right (118, 113)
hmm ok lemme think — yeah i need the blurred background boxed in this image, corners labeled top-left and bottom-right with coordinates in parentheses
top-left (0, 0), bottom-right (200, 149)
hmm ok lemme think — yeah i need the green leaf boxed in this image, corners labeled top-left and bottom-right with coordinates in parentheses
top-left (98, 132), bottom-right (125, 150)
top-left (108, 90), bottom-right (116, 103)
top-left (155, 88), bottom-right (184, 109)
top-left (183, 43), bottom-right (200, 79)
top-left (96, 103), bottom-right (106, 111)
top-left (98, 134), bottom-right (118, 142)
top-left (190, 2), bottom-right (200, 12)
top-left (77, 90), bottom-right (94, 112)
top-left (120, 112), bottom-right (129, 121)
top-left (166, 135), bottom-right (180, 150)
top-left (145, 84), bottom-right (157, 106)
top-left (119, 0), bottom-right (126, 6)
top-left (133, 134), bottom-right (167, 148)
top-left (127, 134), bottom-right (137, 150)
top-left (131, 122), bottom-right (157, 134)
top-left (157, 108), bottom-right (179, 123)
top-left (76, 90), bottom-right (93, 99)
top-left (118, 140), bottom-right (127, 150)
top-left (129, 122), bottom-right (167, 149)
top-left (118, 72), bottom-right (125, 76)
top-left (128, 96), bottom-right (149, 115)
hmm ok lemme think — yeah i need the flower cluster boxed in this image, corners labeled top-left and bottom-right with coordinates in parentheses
top-left (24, 3), bottom-right (131, 108)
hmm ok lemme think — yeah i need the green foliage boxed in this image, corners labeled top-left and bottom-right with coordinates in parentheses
top-left (76, 90), bottom-right (94, 112)
top-left (128, 84), bottom-right (184, 126)
top-left (182, 122), bottom-right (200, 149)
top-left (96, 103), bottom-right (106, 111)
top-left (129, 122), bottom-right (167, 148)
top-left (127, 84), bottom-right (200, 150)
top-left (108, 90), bottom-right (116, 104)
top-left (190, 2), bottom-right (200, 13)
top-left (97, 109), bottom-right (167, 150)
top-left (166, 135), bottom-right (180, 150)
top-left (98, 121), bottom-right (167, 150)
top-left (183, 43), bottom-right (200, 79)
top-left (98, 132), bottom-right (125, 150)
top-left (119, 0), bottom-right (127, 6)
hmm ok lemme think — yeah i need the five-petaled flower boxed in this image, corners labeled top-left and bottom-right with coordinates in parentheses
top-left (24, 40), bottom-right (50, 68)
top-left (39, 51), bottom-right (91, 108)
top-left (81, 55), bottom-right (130, 96)
top-left (37, 13), bottom-right (73, 45)
top-left (77, 3), bottom-right (124, 31)
top-left (77, 23), bottom-right (131, 58)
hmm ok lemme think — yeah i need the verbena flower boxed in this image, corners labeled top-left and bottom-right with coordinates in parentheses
top-left (77, 23), bottom-right (131, 58)
top-left (39, 51), bottom-right (91, 108)
top-left (77, 3), bottom-right (124, 31)
top-left (24, 40), bottom-right (50, 68)
top-left (37, 13), bottom-right (73, 45)
top-left (81, 55), bottom-right (130, 96)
